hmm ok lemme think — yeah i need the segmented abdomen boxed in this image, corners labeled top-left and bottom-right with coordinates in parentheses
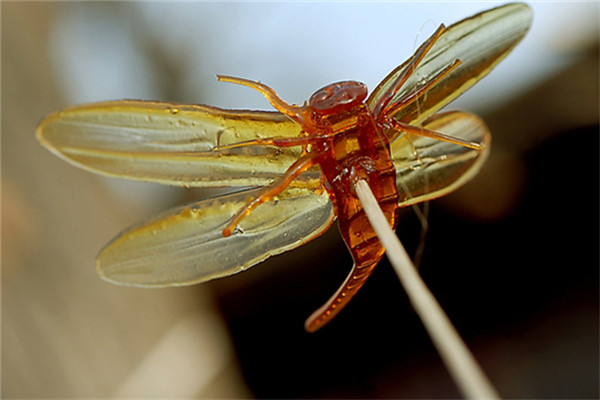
top-left (305, 119), bottom-right (399, 332)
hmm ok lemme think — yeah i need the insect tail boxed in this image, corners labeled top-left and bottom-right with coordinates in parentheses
top-left (304, 256), bottom-right (380, 333)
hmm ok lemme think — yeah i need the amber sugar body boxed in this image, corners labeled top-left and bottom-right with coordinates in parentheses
top-left (303, 82), bottom-right (400, 332)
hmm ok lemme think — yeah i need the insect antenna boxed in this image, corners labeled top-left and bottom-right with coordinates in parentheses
top-left (411, 196), bottom-right (430, 269)
top-left (395, 168), bottom-right (430, 268)
top-left (409, 29), bottom-right (431, 270)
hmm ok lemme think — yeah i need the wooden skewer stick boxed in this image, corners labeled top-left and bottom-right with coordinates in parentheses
top-left (354, 179), bottom-right (500, 399)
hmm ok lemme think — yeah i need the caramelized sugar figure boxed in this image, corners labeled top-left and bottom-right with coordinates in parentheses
top-left (36, 4), bottom-right (532, 331)
top-left (216, 77), bottom-right (403, 331)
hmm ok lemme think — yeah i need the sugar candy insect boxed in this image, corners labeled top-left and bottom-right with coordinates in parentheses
top-left (37, 4), bottom-right (532, 331)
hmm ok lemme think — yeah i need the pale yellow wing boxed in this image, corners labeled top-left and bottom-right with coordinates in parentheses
top-left (36, 100), bottom-right (321, 188)
top-left (367, 3), bottom-right (532, 125)
top-left (392, 111), bottom-right (490, 206)
top-left (97, 186), bottom-right (334, 287)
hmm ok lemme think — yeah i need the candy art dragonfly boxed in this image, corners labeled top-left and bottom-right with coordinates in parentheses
top-left (37, 4), bottom-right (532, 332)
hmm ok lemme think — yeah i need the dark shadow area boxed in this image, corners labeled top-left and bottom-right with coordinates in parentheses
top-left (214, 48), bottom-right (599, 398)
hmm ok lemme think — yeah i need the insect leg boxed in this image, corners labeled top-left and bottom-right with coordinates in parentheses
top-left (221, 152), bottom-right (319, 237)
top-left (381, 58), bottom-right (461, 117)
top-left (214, 134), bottom-right (334, 151)
top-left (217, 75), bottom-right (308, 125)
top-left (382, 117), bottom-right (482, 150)
top-left (372, 23), bottom-right (447, 117)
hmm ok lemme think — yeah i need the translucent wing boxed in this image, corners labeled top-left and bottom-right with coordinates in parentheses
top-left (367, 3), bottom-right (532, 125)
top-left (97, 186), bottom-right (334, 287)
top-left (36, 100), bottom-right (321, 188)
top-left (392, 111), bottom-right (490, 206)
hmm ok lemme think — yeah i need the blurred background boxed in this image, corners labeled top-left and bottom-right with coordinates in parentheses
top-left (2, 2), bottom-right (598, 398)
